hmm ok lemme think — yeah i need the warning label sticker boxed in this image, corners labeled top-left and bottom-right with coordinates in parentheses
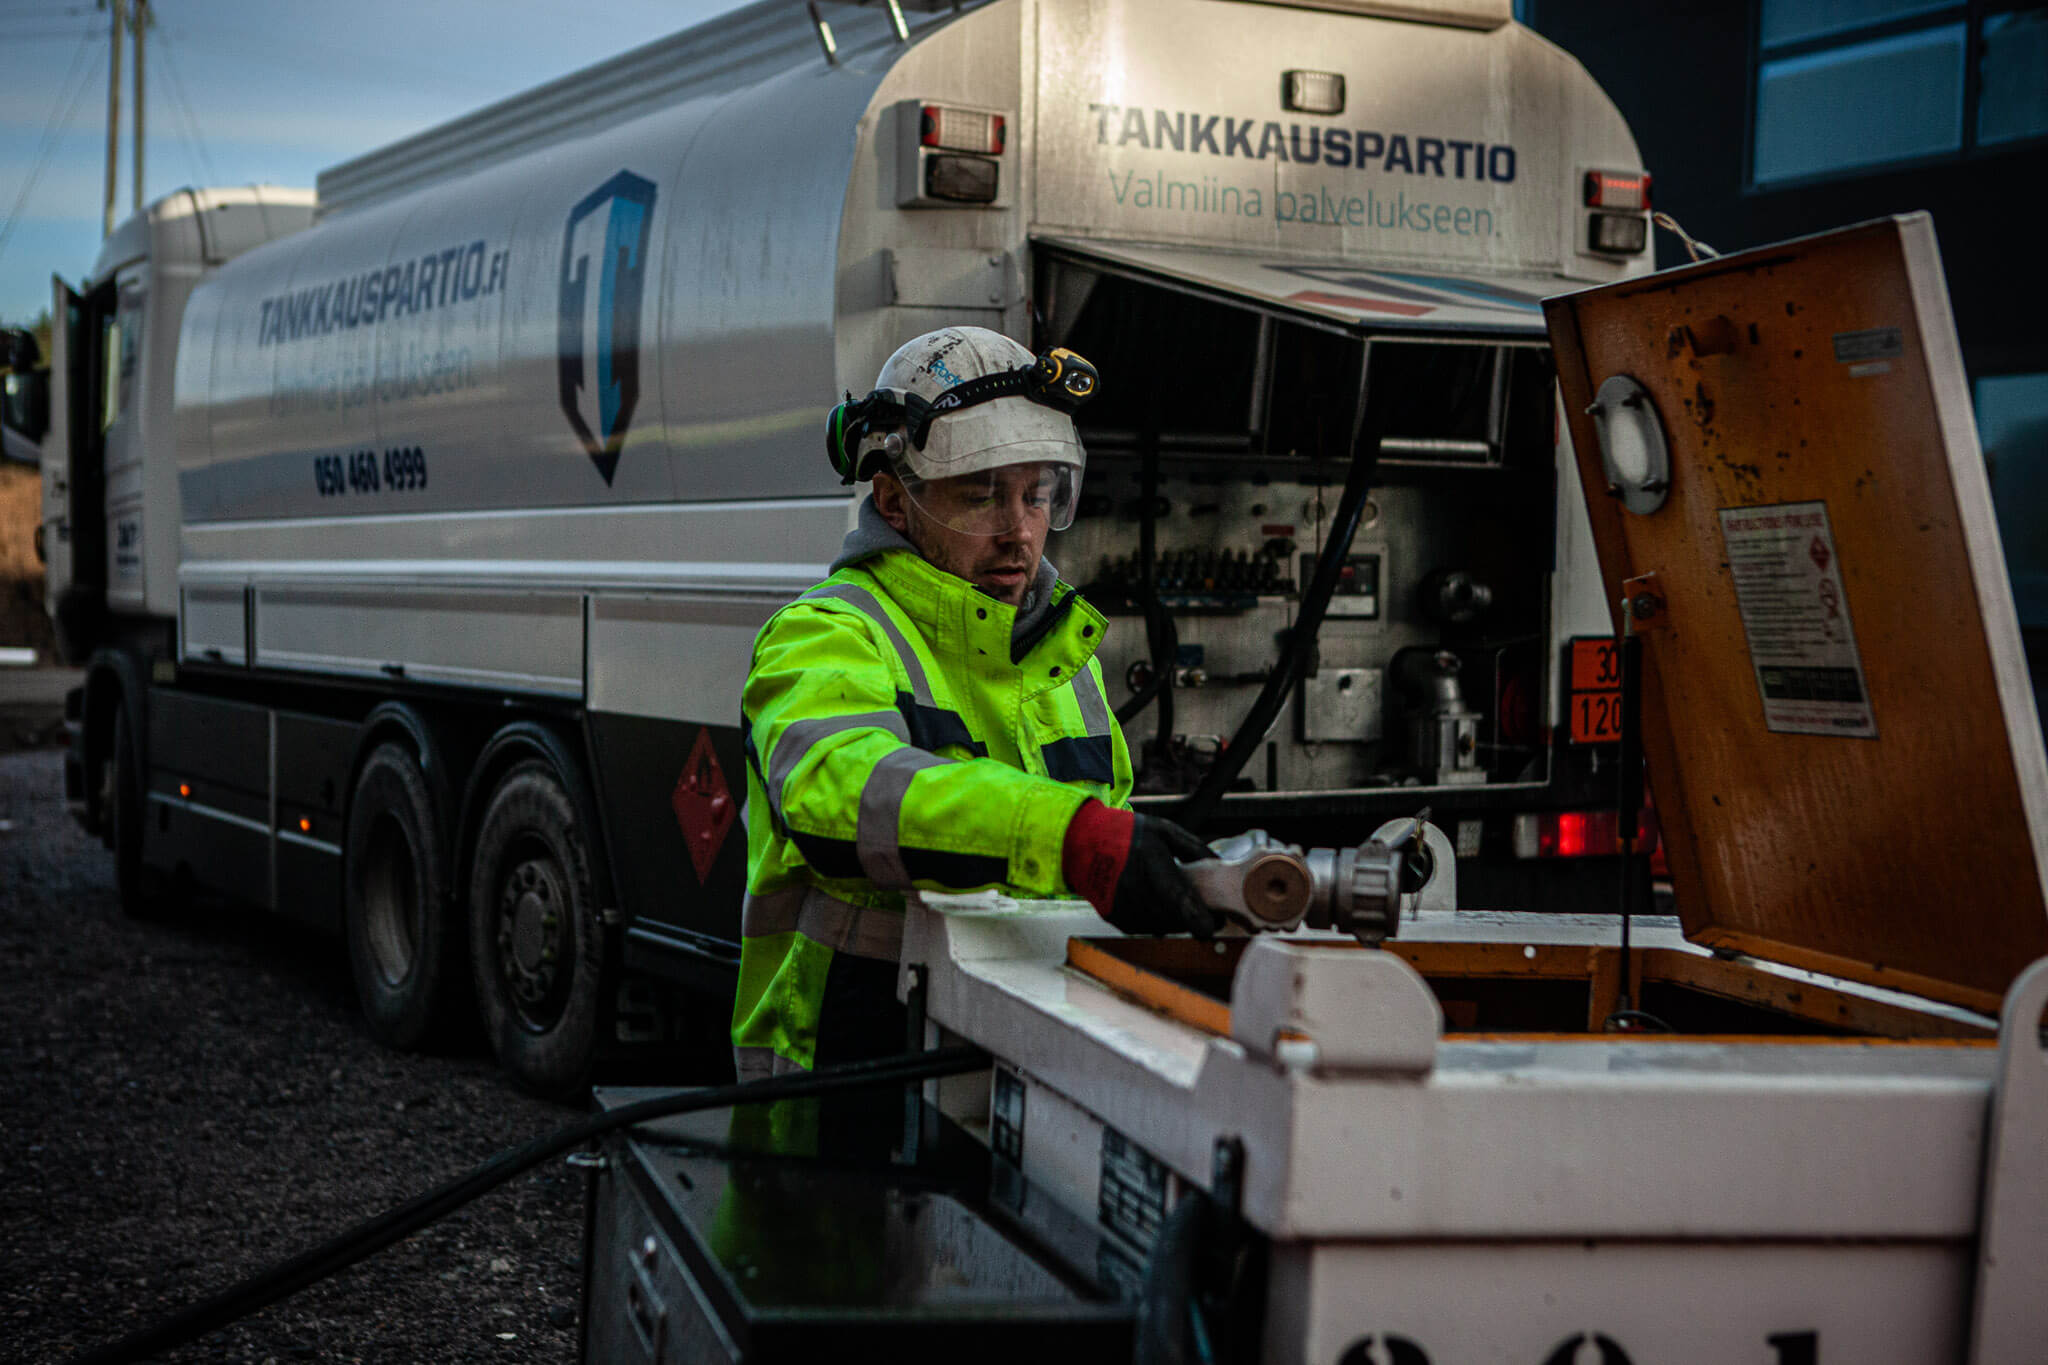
top-left (1098, 1126), bottom-right (1169, 1252)
top-left (1719, 502), bottom-right (1877, 738)
top-left (1831, 326), bottom-right (1903, 364)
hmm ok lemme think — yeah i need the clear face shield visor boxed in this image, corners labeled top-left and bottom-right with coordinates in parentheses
top-left (899, 462), bottom-right (1081, 537)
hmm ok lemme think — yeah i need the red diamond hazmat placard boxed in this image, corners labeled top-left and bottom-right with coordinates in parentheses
top-left (671, 728), bottom-right (736, 884)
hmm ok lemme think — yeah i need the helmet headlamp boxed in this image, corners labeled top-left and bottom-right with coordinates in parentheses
top-left (824, 346), bottom-right (1097, 485)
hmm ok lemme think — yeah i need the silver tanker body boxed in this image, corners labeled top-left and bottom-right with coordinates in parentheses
top-left (32, 0), bottom-right (1656, 1092)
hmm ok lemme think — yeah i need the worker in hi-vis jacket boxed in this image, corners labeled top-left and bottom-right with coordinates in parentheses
top-left (730, 326), bottom-right (1218, 1079)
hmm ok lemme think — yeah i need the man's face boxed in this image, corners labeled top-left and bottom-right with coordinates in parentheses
top-left (873, 464), bottom-right (1055, 606)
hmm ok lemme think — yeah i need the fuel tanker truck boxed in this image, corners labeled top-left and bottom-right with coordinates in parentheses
top-left (13, 0), bottom-right (1663, 1093)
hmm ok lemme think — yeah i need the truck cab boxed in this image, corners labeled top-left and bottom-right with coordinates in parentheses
top-left (30, 186), bottom-right (314, 663)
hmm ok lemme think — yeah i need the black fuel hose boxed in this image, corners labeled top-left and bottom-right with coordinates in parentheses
top-left (1115, 660), bottom-right (1169, 726)
top-left (1176, 429), bottom-right (1382, 831)
top-left (67, 1044), bottom-right (991, 1365)
top-left (1115, 582), bottom-right (1179, 728)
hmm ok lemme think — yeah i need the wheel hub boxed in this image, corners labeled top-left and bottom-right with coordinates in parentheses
top-left (512, 889), bottom-right (550, 973)
top-left (497, 856), bottom-right (567, 1020)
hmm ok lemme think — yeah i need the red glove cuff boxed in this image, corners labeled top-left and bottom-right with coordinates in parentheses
top-left (1061, 799), bottom-right (1134, 912)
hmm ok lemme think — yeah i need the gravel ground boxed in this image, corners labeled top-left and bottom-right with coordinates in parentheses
top-left (0, 744), bottom-right (702, 1364)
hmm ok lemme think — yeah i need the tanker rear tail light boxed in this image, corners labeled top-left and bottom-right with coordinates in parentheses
top-left (1585, 169), bottom-right (1651, 257)
top-left (1584, 170), bottom-right (1651, 211)
top-left (899, 100), bottom-right (1007, 209)
top-left (1511, 807), bottom-right (1660, 859)
top-left (920, 105), bottom-right (1005, 155)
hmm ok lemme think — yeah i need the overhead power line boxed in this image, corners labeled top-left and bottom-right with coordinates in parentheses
top-left (0, 5), bottom-right (101, 28)
top-left (0, 25), bottom-right (110, 39)
top-left (153, 21), bottom-right (220, 188)
top-left (0, 26), bottom-right (104, 266)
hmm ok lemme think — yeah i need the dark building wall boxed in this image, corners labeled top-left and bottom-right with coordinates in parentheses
top-left (1529, 0), bottom-right (2048, 716)
top-left (1528, 1), bottom-right (2048, 378)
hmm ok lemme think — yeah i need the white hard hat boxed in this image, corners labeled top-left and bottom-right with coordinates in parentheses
top-left (862, 326), bottom-right (1088, 482)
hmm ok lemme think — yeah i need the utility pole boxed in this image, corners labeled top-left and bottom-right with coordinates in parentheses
top-left (103, 0), bottom-right (125, 237)
top-left (132, 0), bottom-right (147, 214)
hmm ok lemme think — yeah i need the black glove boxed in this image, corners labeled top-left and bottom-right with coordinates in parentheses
top-left (1063, 800), bottom-right (1220, 938)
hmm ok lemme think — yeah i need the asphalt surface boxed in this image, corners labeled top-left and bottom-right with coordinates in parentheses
top-left (0, 741), bottom-right (696, 1364)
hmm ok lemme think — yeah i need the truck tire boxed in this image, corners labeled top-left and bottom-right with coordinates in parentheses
top-left (109, 705), bottom-right (172, 918)
top-left (345, 743), bottom-right (465, 1050)
top-left (468, 759), bottom-right (604, 1099)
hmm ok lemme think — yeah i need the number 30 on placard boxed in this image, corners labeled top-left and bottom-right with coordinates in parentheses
top-left (1568, 637), bottom-right (1623, 744)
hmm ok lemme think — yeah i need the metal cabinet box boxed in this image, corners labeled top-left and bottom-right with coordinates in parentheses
top-left (579, 1089), bottom-right (1133, 1365)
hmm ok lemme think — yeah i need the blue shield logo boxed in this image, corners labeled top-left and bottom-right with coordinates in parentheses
top-left (558, 171), bottom-right (658, 485)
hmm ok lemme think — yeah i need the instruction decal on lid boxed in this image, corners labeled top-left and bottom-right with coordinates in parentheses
top-left (1719, 501), bottom-right (1877, 738)
top-left (1831, 326), bottom-right (1902, 363)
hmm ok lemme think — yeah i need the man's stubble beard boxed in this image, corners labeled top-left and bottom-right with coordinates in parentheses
top-left (903, 508), bottom-right (1036, 607)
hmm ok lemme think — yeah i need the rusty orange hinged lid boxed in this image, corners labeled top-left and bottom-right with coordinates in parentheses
top-left (1544, 214), bottom-right (2048, 1015)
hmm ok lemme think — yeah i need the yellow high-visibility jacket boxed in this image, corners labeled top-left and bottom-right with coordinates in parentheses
top-left (731, 507), bottom-right (1130, 1079)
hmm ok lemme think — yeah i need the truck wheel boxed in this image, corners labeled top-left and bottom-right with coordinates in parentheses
top-left (468, 759), bottom-right (604, 1099)
top-left (345, 744), bottom-right (464, 1050)
top-left (109, 705), bottom-right (171, 918)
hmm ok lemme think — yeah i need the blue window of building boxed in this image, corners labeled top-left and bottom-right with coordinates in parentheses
top-left (1980, 9), bottom-right (2048, 144)
top-left (1761, 0), bottom-right (1954, 46)
top-left (1752, 2), bottom-right (2048, 187)
top-left (1978, 372), bottom-right (2048, 631)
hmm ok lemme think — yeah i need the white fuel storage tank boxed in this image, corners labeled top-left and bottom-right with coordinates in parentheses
top-left (174, 0), bottom-right (1646, 530)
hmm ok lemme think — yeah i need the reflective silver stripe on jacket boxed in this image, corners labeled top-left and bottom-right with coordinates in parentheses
top-left (1072, 664), bottom-right (1112, 736)
top-left (800, 582), bottom-right (935, 704)
top-left (740, 883), bottom-right (808, 938)
top-left (739, 884), bottom-right (904, 962)
top-left (732, 1044), bottom-right (806, 1082)
top-left (766, 709), bottom-right (909, 823)
top-left (857, 747), bottom-right (953, 890)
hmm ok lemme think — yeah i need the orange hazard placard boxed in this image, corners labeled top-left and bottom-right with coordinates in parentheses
top-left (1568, 637), bottom-right (1622, 743)
top-left (1570, 638), bottom-right (1620, 692)
top-left (1570, 690), bottom-right (1624, 744)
